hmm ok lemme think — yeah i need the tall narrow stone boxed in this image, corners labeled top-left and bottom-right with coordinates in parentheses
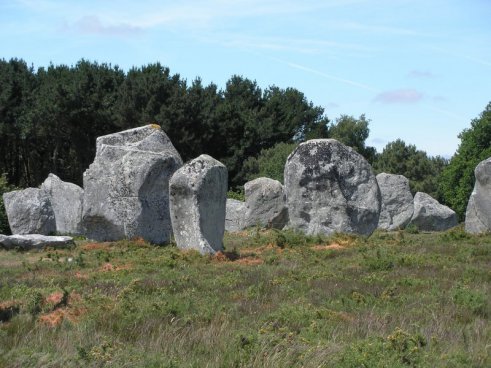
top-left (465, 157), bottom-right (491, 234)
top-left (169, 155), bottom-right (227, 254)
top-left (376, 173), bottom-right (414, 231)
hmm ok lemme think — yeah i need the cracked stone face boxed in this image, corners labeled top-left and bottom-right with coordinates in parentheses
top-left (82, 125), bottom-right (182, 244)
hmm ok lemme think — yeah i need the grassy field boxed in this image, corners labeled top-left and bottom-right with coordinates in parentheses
top-left (0, 226), bottom-right (490, 367)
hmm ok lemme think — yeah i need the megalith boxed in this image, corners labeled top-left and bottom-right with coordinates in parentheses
top-left (169, 154), bottom-right (227, 254)
top-left (225, 199), bottom-right (247, 232)
top-left (41, 174), bottom-right (84, 235)
top-left (3, 188), bottom-right (56, 235)
top-left (284, 139), bottom-right (381, 236)
top-left (82, 125), bottom-right (182, 243)
top-left (244, 177), bottom-right (288, 229)
top-left (465, 157), bottom-right (491, 234)
top-left (409, 192), bottom-right (457, 231)
top-left (376, 173), bottom-right (414, 230)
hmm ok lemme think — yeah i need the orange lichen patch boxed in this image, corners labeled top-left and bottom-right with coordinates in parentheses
top-left (130, 237), bottom-right (149, 247)
top-left (38, 291), bottom-right (87, 327)
top-left (100, 262), bottom-right (132, 272)
top-left (311, 243), bottom-right (345, 251)
top-left (240, 243), bottom-right (281, 256)
top-left (39, 306), bottom-right (87, 327)
top-left (81, 242), bottom-right (112, 251)
top-left (45, 291), bottom-right (65, 306)
top-left (212, 252), bottom-right (262, 266)
top-left (75, 271), bottom-right (89, 280)
top-left (234, 257), bottom-right (263, 266)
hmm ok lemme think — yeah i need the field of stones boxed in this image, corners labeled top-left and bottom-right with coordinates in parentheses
top-left (0, 125), bottom-right (490, 367)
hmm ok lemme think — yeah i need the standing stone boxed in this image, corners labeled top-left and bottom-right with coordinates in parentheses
top-left (284, 139), bottom-right (381, 236)
top-left (41, 174), bottom-right (84, 235)
top-left (225, 199), bottom-right (247, 232)
top-left (3, 188), bottom-right (56, 235)
top-left (409, 192), bottom-right (457, 231)
top-left (465, 157), bottom-right (491, 234)
top-left (376, 173), bottom-right (414, 230)
top-left (82, 125), bottom-right (182, 244)
top-left (244, 177), bottom-right (288, 229)
top-left (169, 154), bottom-right (227, 254)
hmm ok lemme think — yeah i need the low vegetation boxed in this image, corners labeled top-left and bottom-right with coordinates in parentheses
top-left (0, 227), bottom-right (489, 367)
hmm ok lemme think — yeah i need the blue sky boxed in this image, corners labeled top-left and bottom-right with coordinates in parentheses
top-left (1, 0), bottom-right (490, 157)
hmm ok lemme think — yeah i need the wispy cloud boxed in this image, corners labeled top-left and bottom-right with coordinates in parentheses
top-left (431, 46), bottom-right (491, 68)
top-left (329, 21), bottom-right (433, 38)
top-left (374, 89), bottom-right (424, 104)
top-left (408, 69), bottom-right (436, 79)
top-left (285, 61), bottom-right (378, 92)
top-left (67, 15), bottom-right (143, 36)
top-left (326, 102), bottom-right (340, 109)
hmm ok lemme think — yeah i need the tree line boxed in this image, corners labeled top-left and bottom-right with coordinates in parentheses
top-left (1, 57), bottom-right (490, 228)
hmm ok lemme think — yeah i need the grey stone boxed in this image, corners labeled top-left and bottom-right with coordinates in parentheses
top-left (410, 192), bottom-right (458, 231)
top-left (169, 154), bottom-right (227, 254)
top-left (284, 139), bottom-right (381, 236)
top-left (82, 125), bottom-right (182, 243)
top-left (376, 173), bottom-right (414, 230)
top-left (0, 234), bottom-right (74, 250)
top-left (41, 174), bottom-right (84, 235)
top-left (465, 157), bottom-right (491, 234)
top-left (3, 188), bottom-right (56, 235)
top-left (225, 199), bottom-right (247, 232)
top-left (244, 177), bottom-right (288, 229)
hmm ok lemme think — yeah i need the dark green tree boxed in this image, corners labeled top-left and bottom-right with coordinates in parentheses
top-left (373, 139), bottom-right (447, 200)
top-left (0, 58), bottom-right (36, 186)
top-left (0, 173), bottom-right (16, 234)
top-left (440, 102), bottom-right (491, 219)
top-left (328, 114), bottom-right (376, 163)
top-left (241, 142), bottom-right (297, 183)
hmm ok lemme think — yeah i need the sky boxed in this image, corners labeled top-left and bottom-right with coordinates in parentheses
top-left (1, 0), bottom-right (490, 158)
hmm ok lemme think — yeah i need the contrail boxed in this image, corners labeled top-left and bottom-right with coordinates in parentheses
top-left (286, 61), bottom-right (378, 92)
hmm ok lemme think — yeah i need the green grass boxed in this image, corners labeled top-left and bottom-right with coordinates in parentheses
top-left (0, 227), bottom-right (490, 367)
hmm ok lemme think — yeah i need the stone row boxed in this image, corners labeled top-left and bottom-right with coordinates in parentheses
top-left (4, 125), bottom-right (483, 254)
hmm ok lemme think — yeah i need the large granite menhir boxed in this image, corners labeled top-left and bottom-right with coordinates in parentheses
top-left (41, 174), bottom-right (84, 235)
top-left (284, 139), bottom-right (381, 236)
top-left (465, 157), bottom-right (491, 234)
top-left (377, 173), bottom-right (414, 231)
top-left (244, 177), bottom-right (288, 229)
top-left (409, 192), bottom-right (457, 231)
top-left (82, 125), bottom-right (182, 244)
top-left (3, 188), bottom-right (56, 235)
top-left (169, 154), bottom-right (227, 254)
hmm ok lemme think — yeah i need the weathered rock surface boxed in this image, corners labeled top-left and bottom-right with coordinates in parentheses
top-left (376, 173), bottom-right (414, 230)
top-left (41, 174), bottom-right (84, 235)
top-left (284, 139), bottom-right (381, 236)
top-left (465, 157), bottom-right (491, 234)
top-left (410, 192), bottom-right (457, 231)
top-left (244, 177), bottom-right (288, 229)
top-left (170, 154), bottom-right (227, 254)
top-left (3, 188), bottom-right (56, 235)
top-left (225, 199), bottom-right (247, 232)
top-left (82, 125), bottom-right (182, 243)
top-left (0, 234), bottom-right (74, 250)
